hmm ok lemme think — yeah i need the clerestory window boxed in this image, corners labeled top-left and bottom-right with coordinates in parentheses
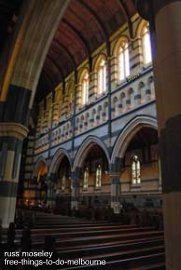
top-left (118, 40), bottom-right (130, 81)
top-left (82, 70), bottom-right (89, 105)
top-left (98, 58), bottom-right (107, 94)
top-left (142, 24), bottom-right (152, 65)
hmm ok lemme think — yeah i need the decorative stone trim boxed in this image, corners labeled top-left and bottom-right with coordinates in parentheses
top-left (0, 122), bottom-right (29, 140)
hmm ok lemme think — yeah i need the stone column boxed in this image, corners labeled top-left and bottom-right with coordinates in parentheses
top-left (46, 173), bottom-right (56, 209)
top-left (154, 2), bottom-right (181, 269)
top-left (138, 1), bottom-right (181, 269)
top-left (52, 102), bottom-right (59, 126)
top-left (110, 173), bottom-right (121, 214)
top-left (0, 122), bottom-right (28, 228)
top-left (131, 37), bottom-right (143, 75)
top-left (71, 171), bottom-right (79, 210)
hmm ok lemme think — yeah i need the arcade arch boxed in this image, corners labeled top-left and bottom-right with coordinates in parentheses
top-left (48, 149), bottom-right (72, 214)
top-left (23, 158), bottom-right (48, 207)
top-left (73, 137), bottom-right (110, 208)
top-left (111, 116), bottom-right (160, 207)
top-left (111, 116), bottom-right (157, 163)
top-left (73, 136), bottom-right (110, 172)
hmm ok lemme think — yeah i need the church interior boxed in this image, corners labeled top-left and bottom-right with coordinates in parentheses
top-left (0, 0), bottom-right (181, 269)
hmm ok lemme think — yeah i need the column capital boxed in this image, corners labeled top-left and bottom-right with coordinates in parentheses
top-left (110, 157), bottom-right (124, 173)
top-left (109, 173), bottom-right (120, 185)
top-left (109, 172), bottom-right (120, 178)
top-left (0, 122), bottom-right (29, 140)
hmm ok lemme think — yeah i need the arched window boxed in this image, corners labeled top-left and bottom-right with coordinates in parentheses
top-left (141, 24), bottom-right (152, 65)
top-left (82, 71), bottom-right (89, 105)
top-left (83, 167), bottom-right (89, 189)
top-left (118, 40), bottom-right (130, 81)
top-left (70, 178), bottom-right (73, 190)
top-left (131, 155), bottom-right (141, 185)
top-left (98, 58), bottom-right (107, 94)
top-left (62, 175), bottom-right (66, 191)
top-left (95, 164), bottom-right (102, 188)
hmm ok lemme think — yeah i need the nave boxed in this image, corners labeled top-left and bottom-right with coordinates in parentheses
top-left (1, 211), bottom-right (165, 269)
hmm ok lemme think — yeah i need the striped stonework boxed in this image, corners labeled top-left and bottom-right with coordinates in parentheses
top-left (54, 87), bottom-right (62, 125)
top-left (0, 84), bottom-right (31, 125)
top-left (52, 102), bottom-right (60, 126)
top-left (75, 83), bottom-right (82, 109)
top-left (60, 96), bottom-right (66, 118)
top-left (64, 94), bottom-right (70, 116)
top-left (23, 14), bottom-right (161, 224)
top-left (65, 94), bottom-right (69, 115)
top-left (144, 1), bottom-right (181, 269)
top-left (0, 122), bottom-right (28, 227)
top-left (89, 71), bottom-right (97, 101)
top-left (110, 173), bottom-right (121, 213)
top-left (110, 56), bottom-right (118, 88)
top-left (110, 159), bottom-right (123, 213)
top-left (130, 37), bottom-right (142, 74)
top-left (42, 117), bottom-right (48, 132)
top-left (21, 134), bottom-right (35, 197)
top-left (36, 118), bottom-right (42, 134)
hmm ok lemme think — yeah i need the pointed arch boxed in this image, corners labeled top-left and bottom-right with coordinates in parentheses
top-left (73, 136), bottom-right (110, 172)
top-left (136, 19), bottom-right (152, 65)
top-left (136, 19), bottom-right (149, 38)
top-left (94, 54), bottom-right (107, 95)
top-left (111, 115), bottom-right (157, 164)
top-left (113, 37), bottom-right (130, 82)
top-left (112, 36), bottom-right (129, 57)
top-left (48, 148), bottom-right (72, 176)
top-left (79, 68), bottom-right (89, 105)
top-left (33, 156), bottom-right (48, 178)
top-left (93, 53), bottom-right (107, 71)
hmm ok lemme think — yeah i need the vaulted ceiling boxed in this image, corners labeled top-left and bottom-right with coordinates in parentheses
top-left (0, 0), bottom-right (137, 101)
top-left (38, 0), bottom-right (137, 100)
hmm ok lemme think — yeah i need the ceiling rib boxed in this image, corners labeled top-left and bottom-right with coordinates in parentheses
top-left (62, 18), bottom-right (91, 55)
top-left (53, 39), bottom-right (76, 68)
